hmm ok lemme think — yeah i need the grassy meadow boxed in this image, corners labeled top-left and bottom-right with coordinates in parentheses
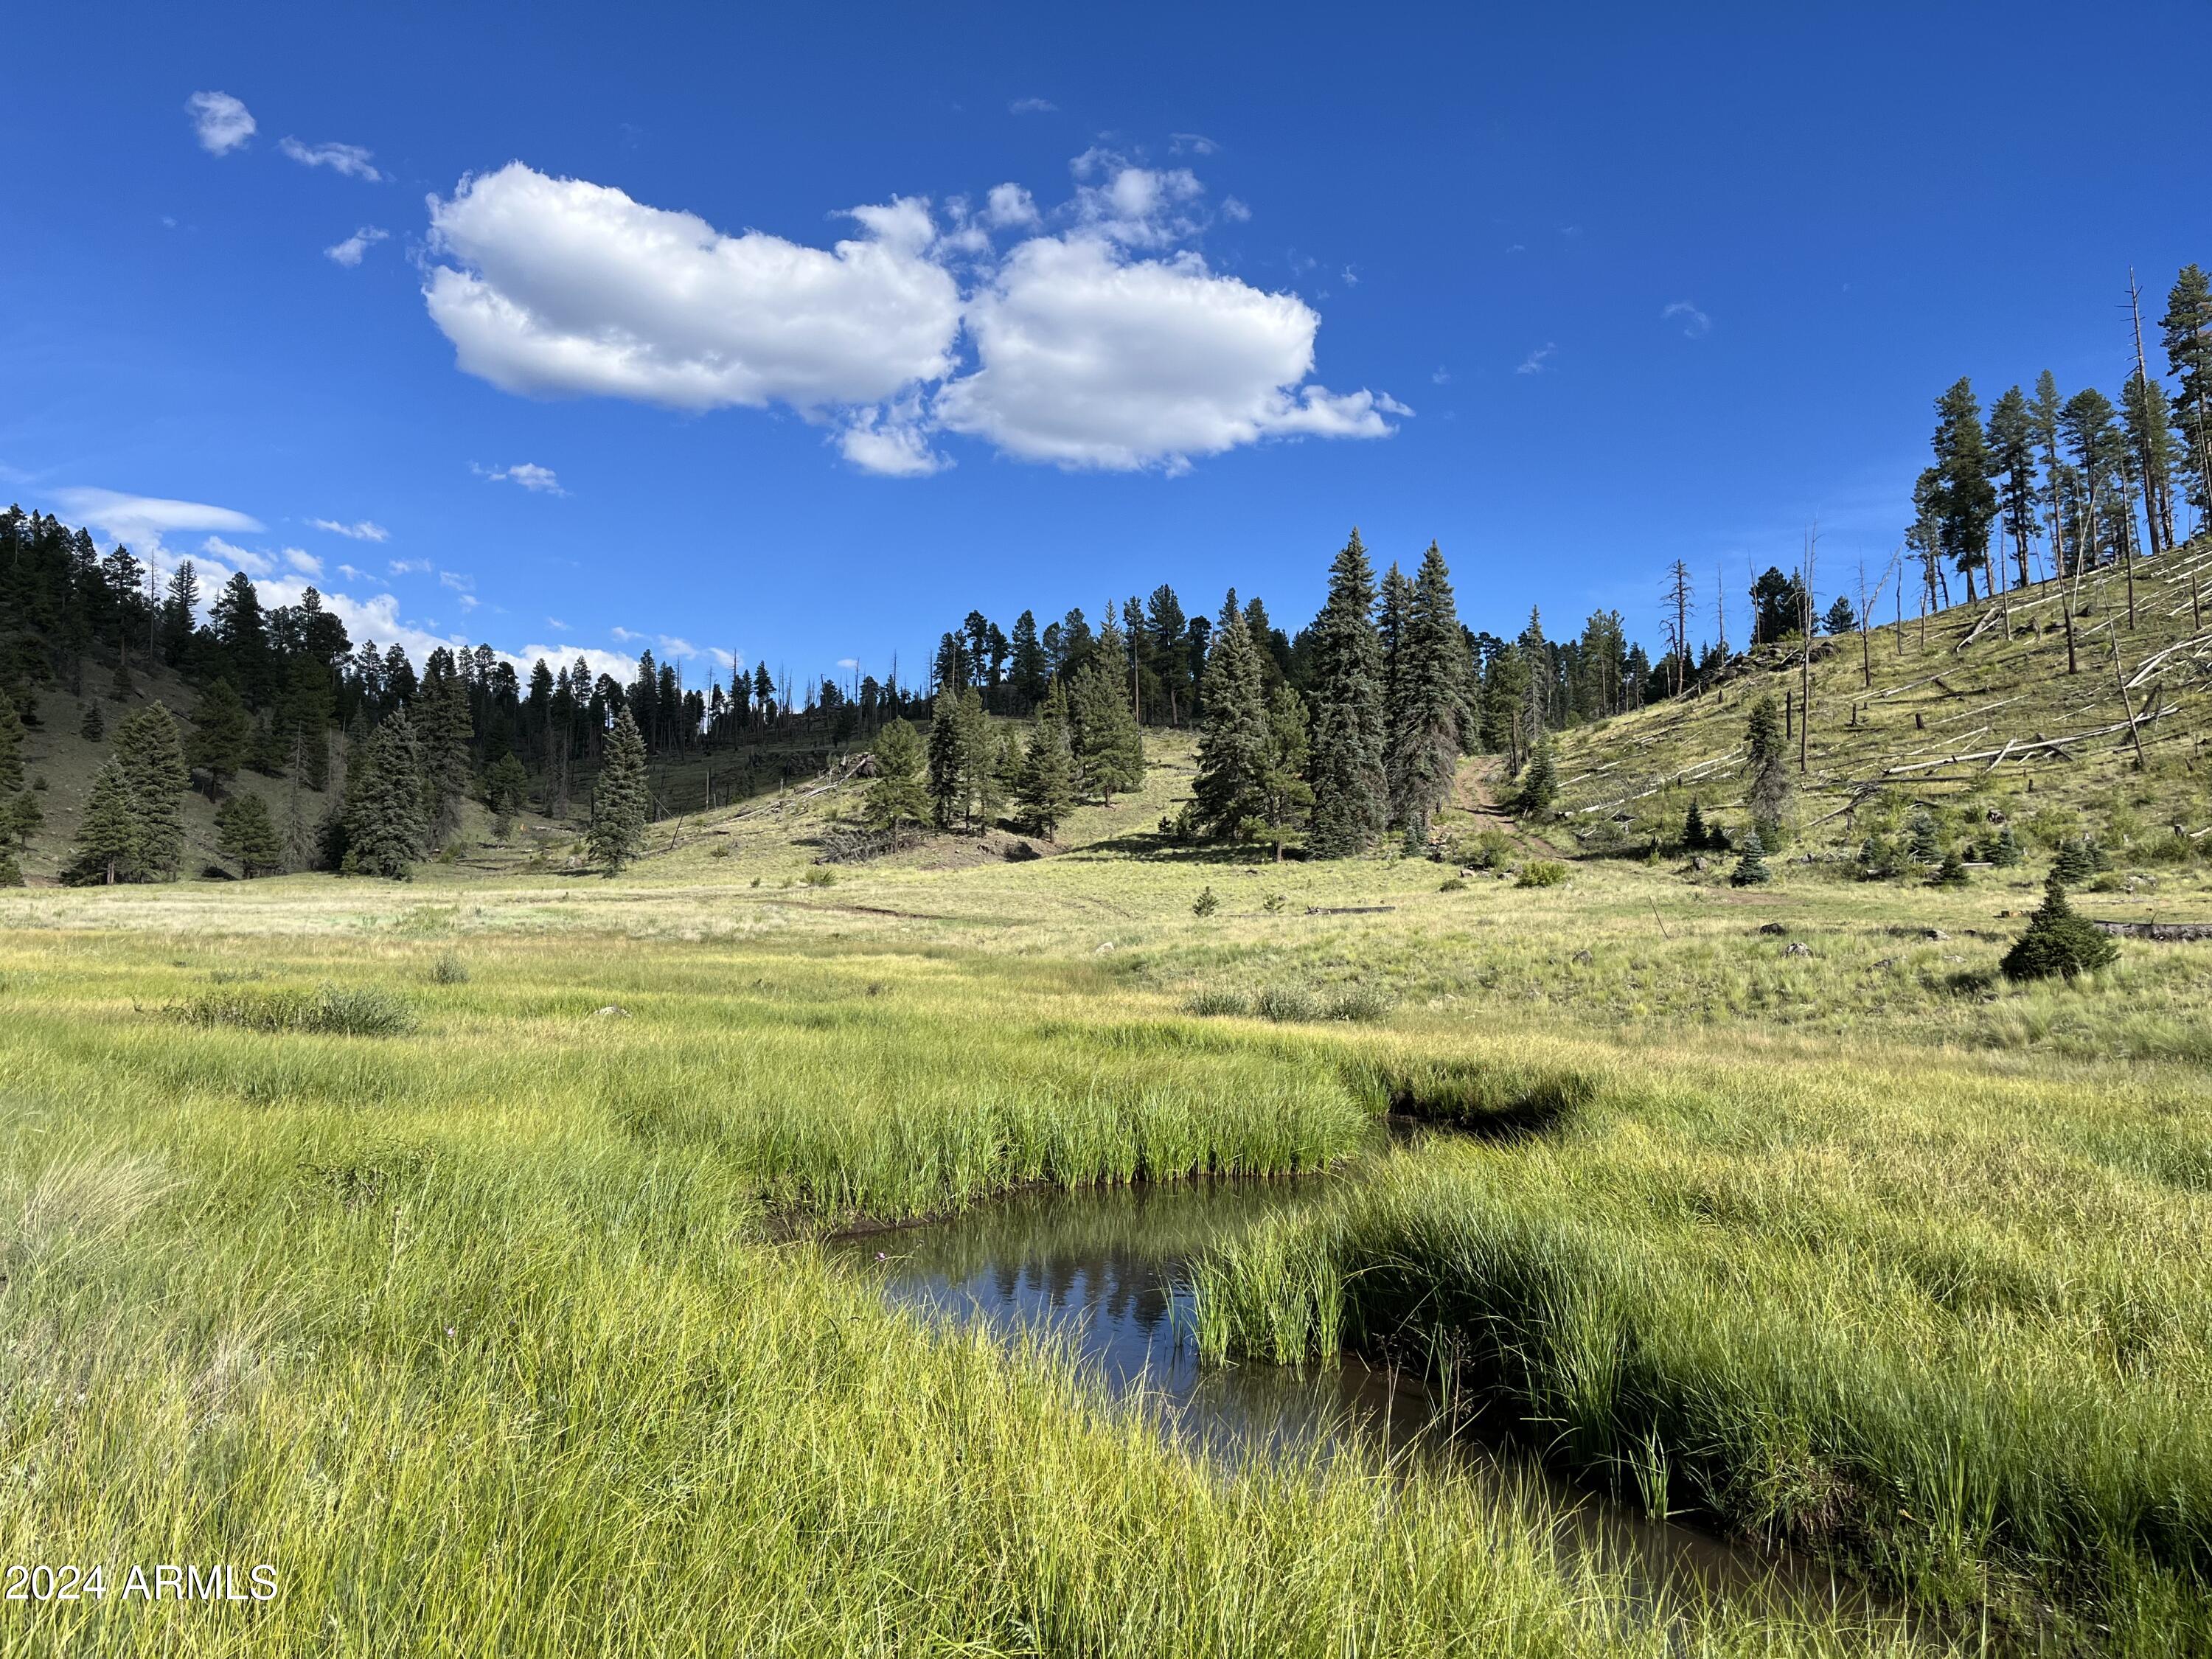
top-left (6, 567), bottom-right (2212, 1652)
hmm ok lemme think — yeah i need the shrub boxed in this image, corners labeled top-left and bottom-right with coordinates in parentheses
top-left (802, 866), bottom-right (836, 887)
top-left (2001, 875), bottom-right (2119, 982)
top-left (1448, 827), bottom-right (1517, 870)
top-left (429, 954), bottom-right (470, 984)
top-left (1192, 886), bottom-right (1220, 917)
top-left (175, 984), bottom-right (417, 1036)
top-left (1438, 876), bottom-right (1467, 893)
top-left (1516, 860), bottom-right (1568, 888)
top-left (1931, 851), bottom-right (1969, 887)
top-left (1857, 835), bottom-right (1899, 880)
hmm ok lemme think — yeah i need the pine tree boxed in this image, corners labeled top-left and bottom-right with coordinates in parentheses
top-left (2001, 872), bottom-right (2118, 981)
top-left (2161, 265), bottom-right (2212, 529)
top-left (2031, 372), bottom-right (2070, 575)
top-left (0, 694), bottom-right (23, 796)
top-left (1254, 686), bottom-right (1314, 860)
top-left (865, 718), bottom-right (931, 844)
top-left (342, 710), bottom-right (428, 879)
top-left (1306, 530), bottom-right (1388, 857)
top-left (1743, 695), bottom-right (1792, 839)
top-left (1729, 827), bottom-right (1772, 887)
top-left (926, 688), bottom-right (966, 830)
top-left (1384, 542), bottom-right (1473, 841)
top-left (955, 689), bottom-right (1000, 831)
top-left (417, 669), bottom-right (475, 846)
top-left (1068, 662), bottom-right (1143, 804)
top-left (1821, 595), bottom-right (1857, 636)
top-left (2060, 389), bottom-right (2120, 572)
top-left (1013, 701), bottom-right (1077, 838)
top-left (215, 791), bottom-right (284, 877)
top-left (79, 703), bottom-right (103, 742)
top-left (1, 791), bottom-right (41, 856)
top-left (587, 709), bottom-right (650, 874)
top-left (187, 679), bottom-right (251, 797)
top-left (1906, 810), bottom-right (1942, 863)
top-left (1986, 386), bottom-right (2040, 589)
top-left (1514, 734), bottom-right (1557, 813)
top-left (64, 761), bottom-right (142, 886)
top-left (484, 754), bottom-right (530, 827)
top-left (1189, 596), bottom-right (1270, 841)
top-left (1683, 800), bottom-right (1708, 851)
top-left (112, 703), bottom-right (187, 879)
top-left (1928, 378), bottom-right (1998, 602)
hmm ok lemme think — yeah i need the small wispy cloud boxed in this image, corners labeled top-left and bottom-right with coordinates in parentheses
top-left (186, 91), bottom-right (255, 156)
top-left (1009, 96), bottom-right (1057, 114)
top-left (202, 535), bottom-right (274, 576)
top-left (337, 563), bottom-right (374, 582)
top-left (283, 549), bottom-right (324, 577)
top-left (835, 656), bottom-right (861, 670)
top-left (1220, 196), bottom-right (1251, 223)
top-left (437, 569), bottom-right (473, 593)
top-left (279, 136), bottom-right (385, 181)
top-left (1505, 243), bottom-right (1526, 254)
top-left (1431, 366), bottom-right (1451, 386)
top-left (310, 516), bottom-right (389, 541)
top-left (1663, 300), bottom-right (1711, 338)
top-left (610, 626), bottom-right (643, 644)
top-left (657, 636), bottom-right (698, 658)
top-left (1516, 342), bottom-right (1557, 376)
top-left (1169, 132), bottom-right (1219, 156)
top-left (389, 557), bottom-right (431, 575)
top-left (545, 617), bottom-right (568, 631)
top-left (324, 227), bottom-right (389, 267)
top-left (472, 461), bottom-right (566, 495)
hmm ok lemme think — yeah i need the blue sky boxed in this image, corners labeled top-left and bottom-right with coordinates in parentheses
top-left (7, 1), bottom-right (2209, 688)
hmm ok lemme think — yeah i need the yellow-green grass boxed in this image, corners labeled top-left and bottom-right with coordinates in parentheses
top-left (1191, 1029), bottom-right (2212, 1652)
top-left (1548, 539), bottom-right (2212, 863)
top-left (0, 928), bottom-right (1930, 1656)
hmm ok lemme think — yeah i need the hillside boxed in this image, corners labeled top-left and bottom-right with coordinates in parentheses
top-left (1547, 540), bottom-right (2212, 868)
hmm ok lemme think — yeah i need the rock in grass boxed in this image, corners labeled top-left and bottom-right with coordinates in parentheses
top-left (595, 1004), bottom-right (630, 1019)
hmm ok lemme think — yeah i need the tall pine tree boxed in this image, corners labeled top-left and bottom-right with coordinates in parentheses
top-left (342, 710), bottom-right (428, 879)
top-left (1384, 542), bottom-right (1473, 842)
top-left (1188, 594), bottom-right (1270, 841)
top-left (64, 761), bottom-right (142, 886)
top-left (1305, 530), bottom-right (1388, 857)
top-left (113, 703), bottom-right (187, 879)
top-left (587, 709), bottom-right (650, 874)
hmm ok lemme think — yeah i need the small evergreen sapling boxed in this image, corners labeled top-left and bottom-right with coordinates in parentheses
top-left (1682, 800), bottom-right (1709, 851)
top-left (1730, 827), bottom-right (1772, 886)
top-left (1932, 849), bottom-right (1969, 886)
top-left (1192, 885), bottom-right (1220, 917)
top-left (80, 703), bottom-right (104, 742)
top-left (2001, 873), bottom-right (2118, 981)
top-left (1514, 735), bottom-right (1557, 815)
top-left (1906, 810), bottom-right (1942, 864)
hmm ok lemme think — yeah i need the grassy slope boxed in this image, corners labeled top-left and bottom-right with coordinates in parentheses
top-left (1548, 540), bottom-right (2212, 866)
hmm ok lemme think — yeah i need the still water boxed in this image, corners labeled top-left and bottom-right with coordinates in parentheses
top-left (832, 1174), bottom-right (1884, 1622)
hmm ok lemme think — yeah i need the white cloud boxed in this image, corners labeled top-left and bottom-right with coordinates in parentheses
top-left (1169, 133), bottom-right (1219, 156)
top-left (610, 626), bottom-right (643, 643)
top-left (310, 517), bottom-right (389, 541)
top-left (283, 548), bottom-right (324, 577)
top-left (324, 227), bottom-right (389, 267)
top-left (835, 656), bottom-right (860, 669)
top-left (1009, 97), bottom-right (1057, 114)
top-left (51, 488), bottom-right (262, 562)
top-left (187, 91), bottom-right (255, 156)
top-left (389, 557), bottom-right (431, 575)
top-left (1516, 342), bottom-right (1556, 375)
top-left (839, 397), bottom-right (946, 476)
top-left (657, 635), bottom-right (698, 658)
top-left (202, 535), bottom-right (276, 577)
top-left (437, 569), bottom-right (474, 593)
top-left (1220, 196), bottom-right (1251, 223)
top-left (336, 563), bottom-right (375, 582)
top-left (983, 183), bottom-right (1039, 229)
top-left (1431, 366), bottom-right (1451, 385)
top-left (708, 647), bottom-right (744, 671)
top-left (545, 617), bottom-right (568, 630)
top-left (424, 163), bottom-right (960, 420)
top-left (280, 137), bottom-right (385, 181)
top-left (417, 160), bottom-right (1394, 478)
top-left (1663, 300), bottom-right (1711, 338)
top-left (936, 232), bottom-right (1396, 471)
top-left (518, 644), bottom-right (634, 682)
top-left (473, 461), bottom-right (566, 495)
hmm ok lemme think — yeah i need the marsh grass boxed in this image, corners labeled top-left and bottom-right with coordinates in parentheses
top-left (1193, 1035), bottom-right (2212, 1652)
top-left (0, 932), bottom-right (1927, 1658)
top-left (173, 982), bottom-right (417, 1036)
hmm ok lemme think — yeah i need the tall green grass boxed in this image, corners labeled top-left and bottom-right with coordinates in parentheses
top-left (1192, 1042), bottom-right (2212, 1652)
top-left (0, 933), bottom-right (1927, 1656)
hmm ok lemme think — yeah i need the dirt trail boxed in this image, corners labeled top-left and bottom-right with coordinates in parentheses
top-left (1454, 763), bottom-right (1567, 858)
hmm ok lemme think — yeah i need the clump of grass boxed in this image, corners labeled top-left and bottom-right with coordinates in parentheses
top-left (174, 984), bottom-right (417, 1037)
top-left (1253, 983), bottom-right (1321, 1022)
top-left (1182, 987), bottom-right (1252, 1018)
top-left (1439, 876), bottom-right (1467, 893)
top-left (1322, 985), bottom-right (1397, 1023)
top-left (1517, 860), bottom-right (1568, 888)
top-left (429, 953), bottom-right (470, 984)
top-left (803, 866), bottom-right (837, 887)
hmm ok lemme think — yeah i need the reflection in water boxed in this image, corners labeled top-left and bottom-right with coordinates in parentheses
top-left (833, 1177), bottom-right (1885, 1626)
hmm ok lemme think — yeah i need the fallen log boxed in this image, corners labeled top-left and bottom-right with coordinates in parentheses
top-left (1304, 905), bottom-right (1398, 916)
top-left (2087, 919), bottom-right (2212, 942)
